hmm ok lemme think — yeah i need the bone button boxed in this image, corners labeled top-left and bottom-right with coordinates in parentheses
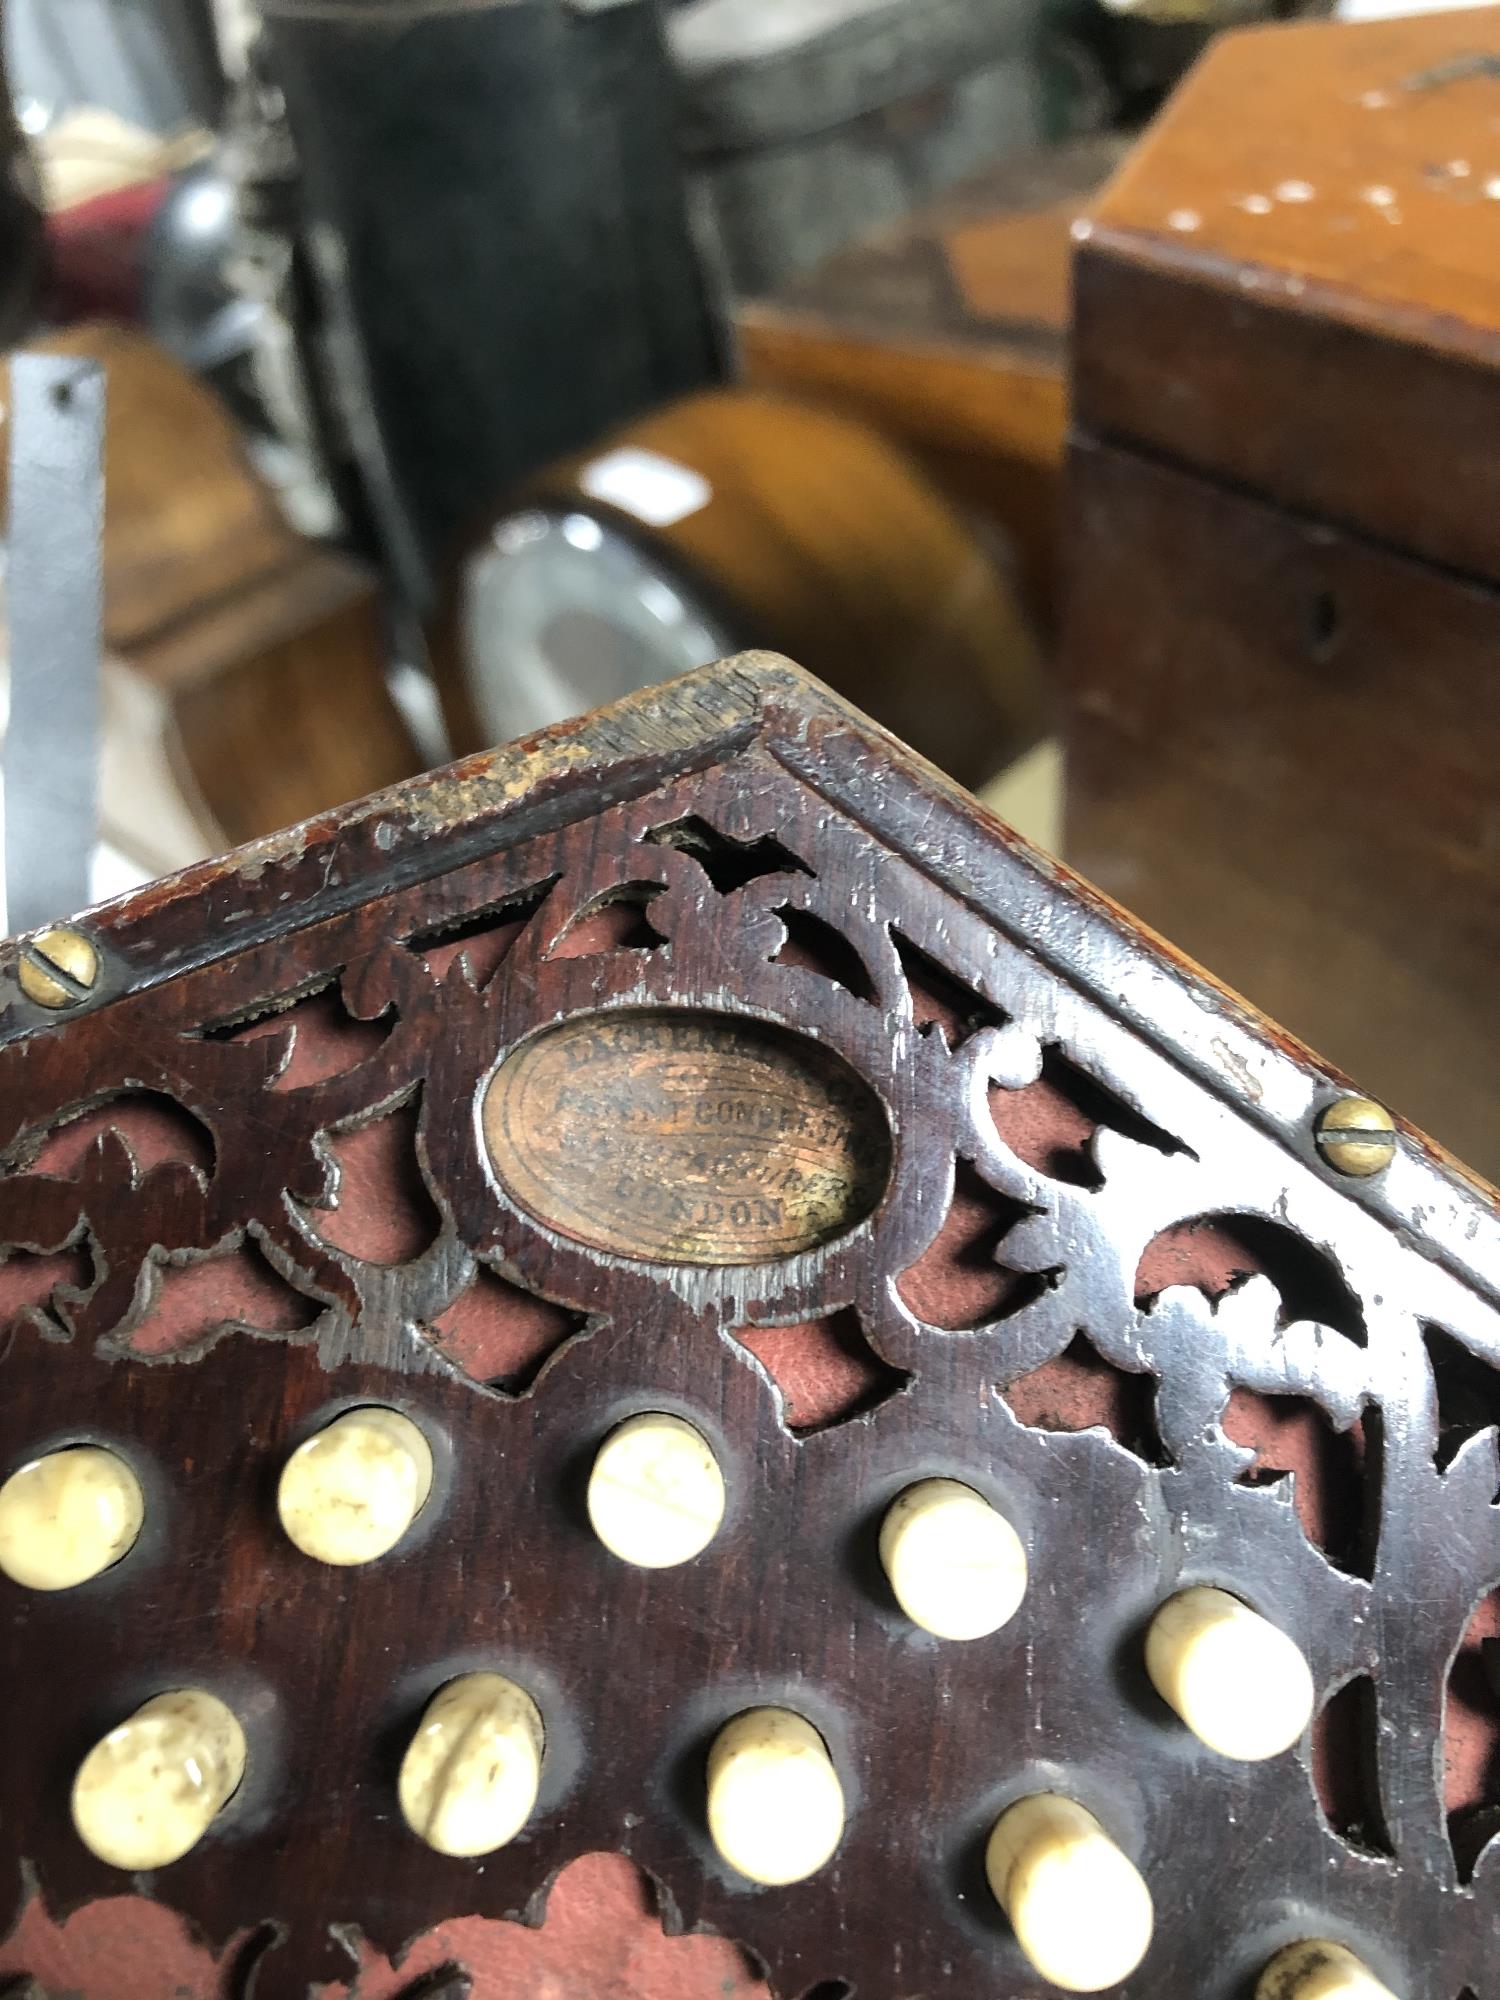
top-left (1256, 1942), bottom-right (1400, 2000)
top-left (986, 1793), bottom-right (1154, 1992)
top-left (72, 1689), bottom-right (246, 1870)
top-left (399, 1671), bottom-right (545, 1857)
top-left (1146, 1586), bottom-right (1315, 1761)
top-left (707, 1708), bottom-right (845, 1887)
top-left (879, 1477), bottom-right (1027, 1639)
top-left (277, 1406), bottom-right (433, 1566)
top-left (0, 1445), bottom-right (144, 1591)
top-left (587, 1411), bottom-right (725, 1568)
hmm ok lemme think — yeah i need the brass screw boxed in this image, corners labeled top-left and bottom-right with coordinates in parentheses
top-left (16, 926), bottom-right (100, 1009)
top-left (1314, 1096), bottom-right (1397, 1177)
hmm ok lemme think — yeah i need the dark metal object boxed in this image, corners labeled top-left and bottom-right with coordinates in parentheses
top-left (253, 0), bottom-right (725, 609)
top-left (2, 355), bottom-right (104, 937)
top-left (0, 658), bottom-right (1496, 1998)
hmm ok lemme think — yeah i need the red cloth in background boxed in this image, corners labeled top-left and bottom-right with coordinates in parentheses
top-left (47, 176), bottom-right (166, 324)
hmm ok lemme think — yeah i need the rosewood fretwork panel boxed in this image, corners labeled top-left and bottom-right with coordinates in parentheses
top-left (0, 658), bottom-right (1496, 2000)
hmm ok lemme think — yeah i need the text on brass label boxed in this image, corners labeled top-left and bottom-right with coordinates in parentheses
top-left (482, 1009), bottom-right (891, 1265)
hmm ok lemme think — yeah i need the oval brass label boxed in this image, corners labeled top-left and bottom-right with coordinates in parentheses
top-left (482, 1009), bottom-right (891, 1265)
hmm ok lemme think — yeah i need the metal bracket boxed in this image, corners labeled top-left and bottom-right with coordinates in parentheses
top-left (2, 353), bottom-right (105, 936)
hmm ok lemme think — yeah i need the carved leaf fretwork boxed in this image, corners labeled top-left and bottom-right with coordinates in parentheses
top-left (1, 679), bottom-right (1498, 2000)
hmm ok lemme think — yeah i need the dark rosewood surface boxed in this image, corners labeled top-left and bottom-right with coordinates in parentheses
top-left (0, 658), bottom-right (1496, 1998)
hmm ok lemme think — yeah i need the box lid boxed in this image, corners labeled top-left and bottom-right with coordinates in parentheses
top-left (1072, 7), bottom-right (1500, 579)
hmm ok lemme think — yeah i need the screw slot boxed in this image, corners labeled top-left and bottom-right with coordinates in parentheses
top-left (16, 926), bottom-right (99, 1009)
top-left (1314, 1096), bottom-right (1396, 1177)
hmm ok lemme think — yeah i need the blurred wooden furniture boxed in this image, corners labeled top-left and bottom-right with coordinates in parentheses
top-left (1063, 7), bottom-right (1500, 1184)
top-left (1, 325), bottom-right (419, 858)
top-left (670, 0), bottom-right (1054, 293)
top-left (737, 137), bottom-right (1123, 636)
top-left (435, 386), bottom-right (1045, 789)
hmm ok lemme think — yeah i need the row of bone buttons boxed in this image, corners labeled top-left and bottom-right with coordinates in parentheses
top-left (2, 1411), bottom-right (1327, 1987)
top-left (584, 1417), bottom-right (1314, 1762)
top-left (61, 1678), bottom-right (1395, 1997)
top-left (0, 1416), bottom-right (1316, 1763)
top-left (56, 1674), bottom-right (1389, 1998)
top-left (0, 1415), bottom-right (1317, 1760)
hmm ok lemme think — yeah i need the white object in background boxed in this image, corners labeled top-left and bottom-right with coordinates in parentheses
top-left (1337, 0), bottom-right (1490, 19)
top-left (0, 1445), bottom-right (144, 1590)
top-left (579, 448), bottom-right (712, 528)
top-left (72, 1689), bottom-right (246, 1870)
top-left (35, 108), bottom-right (212, 212)
top-left (878, 1478), bottom-right (1028, 1640)
top-left (277, 1407), bottom-right (433, 1566)
top-left (1146, 1586), bottom-right (1315, 1761)
top-left (95, 658), bottom-right (223, 879)
top-left (978, 736), bottom-right (1062, 857)
top-left (986, 1793), bottom-right (1154, 1992)
top-left (587, 1411), bottom-right (726, 1569)
top-left (460, 509), bottom-right (737, 747)
top-left (707, 1707), bottom-right (845, 1886)
top-left (399, 1672), bottom-right (545, 1857)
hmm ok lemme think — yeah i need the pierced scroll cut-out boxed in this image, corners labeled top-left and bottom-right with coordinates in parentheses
top-left (306, 1095), bottom-right (442, 1266)
top-left (1446, 1586), bottom-right (1500, 1880)
top-left (405, 880), bottom-right (560, 987)
top-left (644, 815), bottom-right (811, 894)
top-left (128, 1242), bottom-right (320, 1358)
top-left (422, 1265), bottom-right (589, 1395)
top-left (315, 1852), bottom-right (773, 2000)
top-left (1136, 1214), bottom-right (1365, 1342)
top-left (550, 887), bottom-right (669, 958)
top-left (731, 1309), bottom-right (910, 1434)
top-left (1313, 1673), bottom-right (1395, 1859)
top-left (770, 908), bottom-right (878, 1004)
top-left (1425, 1326), bottom-right (1500, 1474)
top-left (1002, 1330), bottom-right (1168, 1468)
top-left (891, 930), bottom-right (1006, 1049)
top-left (27, 1091), bottom-right (214, 1182)
top-left (992, 1047), bottom-right (1182, 1188)
top-left (896, 1161), bottom-right (1042, 1328)
top-left (0, 1243), bottom-right (90, 1338)
top-left (208, 984), bottom-right (390, 1091)
top-left (1222, 1389), bottom-right (1379, 1579)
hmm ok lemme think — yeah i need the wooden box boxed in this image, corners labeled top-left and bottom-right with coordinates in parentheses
top-left (1063, 8), bottom-right (1500, 1183)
